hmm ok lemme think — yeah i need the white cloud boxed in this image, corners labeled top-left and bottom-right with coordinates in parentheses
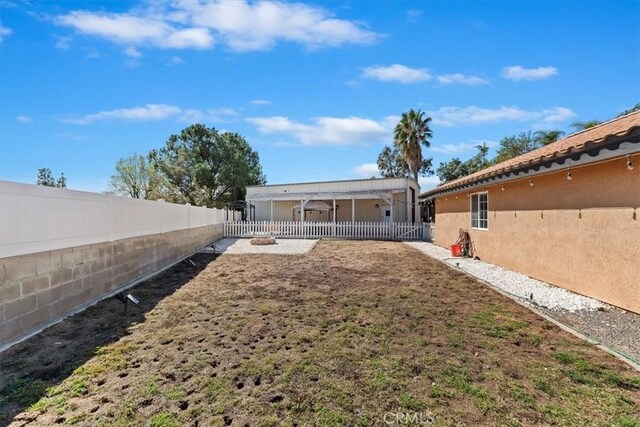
top-left (431, 142), bottom-right (481, 155)
top-left (0, 22), bottom-right (11, 43)
top-left (535, 107), bottom-right (576, 124)
top-left (167, 55), bottom-right (184, 65)
top-left (405, 9), bottom-right (422, 22)
top-left (431, 140), bottom-right (497, 155)
top-left (206, 107), bottom-right (240, 123)
top-left (58, 11), bottom-right (214, 49)
top-left (124, 46), bottom-right (143, 58)
top-left (61, 104), bottom-right (242, 125)
top-left (179, 0), bottom-right (379, 51)
top-left (361, 64), bottom-right (431, 84)
top-left (502, 65), bottom-right (558, 81)
top-left (62, 104), bottom-right (181, 125)
top-left (428, 106), bottom-right (576, 127)
top-left (436, 73), bottom-right (489, 86)
top-left (57, 1), bottom-right (379, 52)
top-left (353, 163), bottom-right (380, 177)
top-left (84, 47), bottom-right (101, 59)
top-left (251, 99), bottom-right (272, 106)
top-left (55, 35), bottom-right (72, 50)
top-left (178, 109), bottom-right (205, 123)
top-left (247, 115), bottom-right (394, 146)
top-left (55, 132), bottom-right (92, 141)
top-left (16, 116), bottom-right (33, 123)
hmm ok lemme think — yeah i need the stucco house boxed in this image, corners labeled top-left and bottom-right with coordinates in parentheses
top-left (245, 177), bottom-right (420, 223)
top-left (420, 111), bottom-right (640, 313)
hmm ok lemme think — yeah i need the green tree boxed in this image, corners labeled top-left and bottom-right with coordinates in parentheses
top-left (470, 142), bottom-right (491, 170)
top-left (155, 124), bottom-right (265, 208)
top-left (435, 143), bottom-right (491, 182)
top-left (37, 168), bottom-right (67, 188)
top-left (493, 132), bottom-right (539, 163)
top-left (570, 119), bottom-right (602, 131)
top-left (617, 103), bottom-right (640, 117)
top-left (377, 145), bottom-right (433, 178)
top-left (393, 109), bottom-right (433, 181)
top-left (56, 173), bottom-right (67, 189)
top-left (109, 153), bottom-right (164, 199)
top-left (534, 130), bottom-right (565, 146)
top-left (436, 158), bottom-right (469, 182)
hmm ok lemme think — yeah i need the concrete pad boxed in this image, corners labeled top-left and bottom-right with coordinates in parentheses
top-left (207, 238), bottom-right (318, 255)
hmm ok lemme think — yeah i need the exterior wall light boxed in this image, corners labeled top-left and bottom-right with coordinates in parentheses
top-left (628, 155), bottom-right (634, 171)
top-left (501, 185), bottom-right (505, 191)
top-left (529, 178), bottom-right (534, 187)
top-left (567, 168), bottom-right (572, 181)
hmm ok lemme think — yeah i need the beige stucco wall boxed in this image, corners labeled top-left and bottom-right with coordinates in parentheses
top-left (0, 224), bottom-right (224, 348)
top-left (434, 156), bottom-right (640, 313)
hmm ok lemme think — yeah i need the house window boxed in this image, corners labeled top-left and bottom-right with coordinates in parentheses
top-left (470, 192), bottom-right (488, 230)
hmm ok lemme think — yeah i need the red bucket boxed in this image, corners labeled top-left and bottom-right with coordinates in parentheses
top-left (450, 244), bottom-right (462, 257)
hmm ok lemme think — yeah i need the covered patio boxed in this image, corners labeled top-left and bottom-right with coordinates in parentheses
top-left (245, 177), bottom-right (421, 224)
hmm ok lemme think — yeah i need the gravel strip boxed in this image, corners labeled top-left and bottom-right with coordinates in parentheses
top-left (205, 238), bottom-right (318, 255)
top-left (405, 242), bottom-right (604, 312)
top-left (544, 306), bottom-right (640, 362)
top-left (406, 241), bottom-right (640, 363)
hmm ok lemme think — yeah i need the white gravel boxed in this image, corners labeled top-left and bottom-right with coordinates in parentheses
top-left (204, 238), bottom-right (318, 255)
top-left (405, 242), bottom-right (605, 312)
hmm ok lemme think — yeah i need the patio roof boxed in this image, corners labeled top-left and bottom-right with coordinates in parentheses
top-left (420, 110), bottom-right (640, 199)
top-left (292, 201), bottom-right (332, 211)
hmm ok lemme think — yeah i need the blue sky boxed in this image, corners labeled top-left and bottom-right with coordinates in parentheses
top-left (1, 0), bottom-right (639, 192)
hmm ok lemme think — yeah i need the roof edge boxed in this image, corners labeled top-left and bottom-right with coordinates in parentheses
top-left (247, 176), bottom-right (418, 189)
top-left (421, 111), bottom-right (640, 197)
top-left (420, 134), bottom-right (640, 199)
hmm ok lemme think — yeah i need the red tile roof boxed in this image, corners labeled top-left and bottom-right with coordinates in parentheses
top-left (422, 110), bottom-right (640, 196)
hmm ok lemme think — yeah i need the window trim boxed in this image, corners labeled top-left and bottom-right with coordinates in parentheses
top-left (469, 191), bottom-right (489, 231)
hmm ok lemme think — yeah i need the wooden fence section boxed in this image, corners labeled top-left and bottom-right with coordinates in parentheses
top-left (224, 221), bottom-right (431, 241)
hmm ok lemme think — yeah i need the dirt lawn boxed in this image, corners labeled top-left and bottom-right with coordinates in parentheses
top-left (1, 240), bottom-right (639, 426)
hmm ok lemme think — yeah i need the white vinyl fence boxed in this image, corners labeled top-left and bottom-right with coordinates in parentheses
top-left (224, 221), bottom-right (431, 241)
top-left (0, 181), bottom-right (241, 258)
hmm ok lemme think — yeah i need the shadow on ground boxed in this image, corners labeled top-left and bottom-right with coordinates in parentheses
top-left (0, 252), bottom-right (219, 426)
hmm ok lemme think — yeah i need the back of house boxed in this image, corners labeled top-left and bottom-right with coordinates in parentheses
top-left (421, 111), bottom-right (640, 313)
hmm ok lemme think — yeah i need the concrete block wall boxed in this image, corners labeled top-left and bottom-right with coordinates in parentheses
top-left (0, 223), bottom-right (223, 347)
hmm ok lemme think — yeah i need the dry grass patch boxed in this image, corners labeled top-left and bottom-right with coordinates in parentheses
top-left (1, 241), bottom-right (639, 426)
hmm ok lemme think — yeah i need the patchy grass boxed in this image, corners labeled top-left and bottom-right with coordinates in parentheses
top-left (1, 241), bottom-right (639, 426)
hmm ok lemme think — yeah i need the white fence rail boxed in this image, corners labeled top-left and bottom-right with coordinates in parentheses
top-left (224, 221), bottom-right (431, 241)
top-left (0, 180), bottom-right (241, 258)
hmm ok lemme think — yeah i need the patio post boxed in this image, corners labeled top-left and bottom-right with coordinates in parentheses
top-left (270, 199), bottom-right (273, 221)
top-left (301, 199), bottom-right (305, 238)
top-left (405, 185), bottom-right (410, 223)
top-left (390, 199), bottom-right (394, 222)
top-left (351, 197), bottom-right (355, 223)
top-left (390, 197), bottom-right (394, 239)
top-left (332, 199), bottom-right (336, 236)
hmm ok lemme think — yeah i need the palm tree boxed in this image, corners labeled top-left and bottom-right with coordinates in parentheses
top-left (534, 130), bottom-right (565, 146)
top-left (474, 142), bottom-right (490, 167)
top-left (570, 120), bottom-right (602, 131)
top-left (393, 109), bottom-right (433, 181)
